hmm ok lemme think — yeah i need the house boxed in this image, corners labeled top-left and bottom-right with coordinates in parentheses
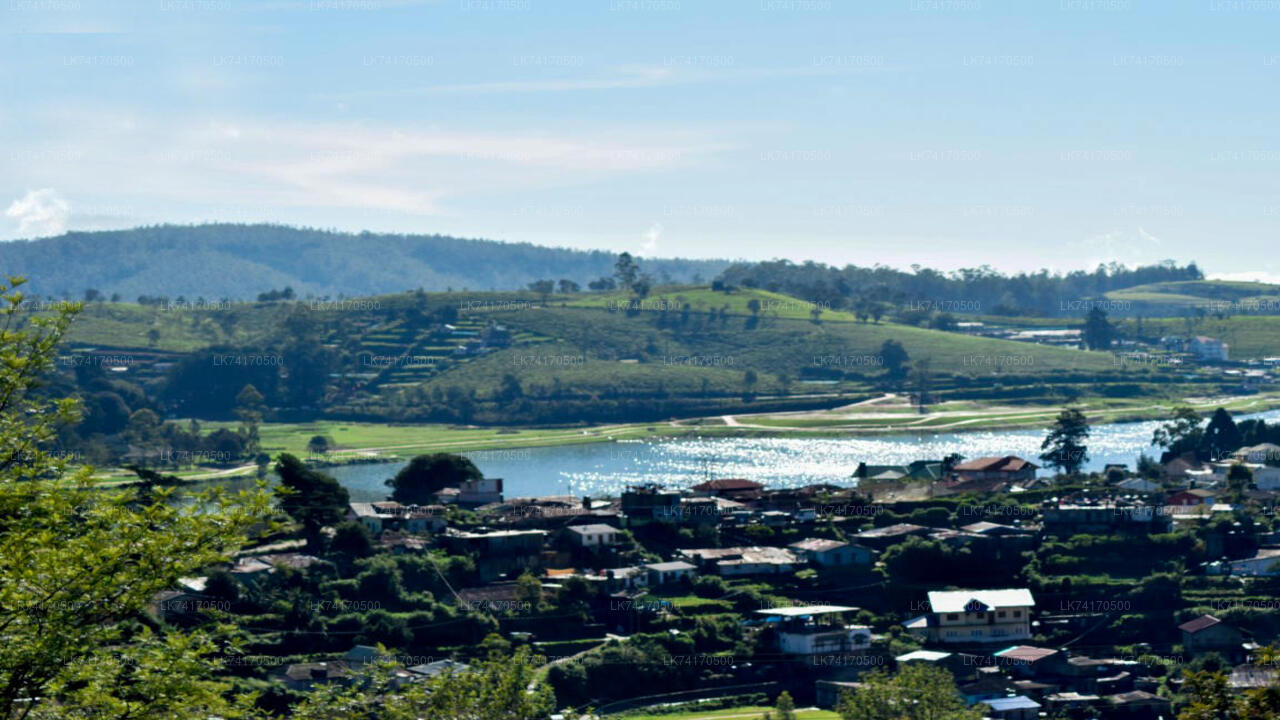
top-left (1234, 443), bottom-right (1280, 465)
top-left (1161, 455), bottom-right (1204, 482)
top-left (895, 649), bottom-right (975, 679)
top-left (260, 553), bottom-right (323, 571)
top-left (348, 501), bottom-right (446, 535)
top-left (1178, 615), bottom-right (1245, 658)
top-left (458, 477), bottom-right (503, 507)
top-left (992, 645), bottom-right (1064, 677)
top-left (679, 495), bottom-right (744, 523)
top-left (1116, 477), bottom-right (1162, 493)
top-left (1043, 692), bottom-right (1101, 715)
top-left (1234, 463), bottom-right (1280, 491)
top-left (442, 529), bottom-right (548, 580)
top-left (959, 522), bottom-right (1036, 550)
top-left (1106, 689), bottom-right (1171, 718)
top-left (444, 528), bottom-right (547, 555)
top-left (621, 484), bottom-right (682, 522)
top-left (929, 528), bottom-right (988, 549)
top-left (678, 546), bottom-right (800, 576)
top-left (950, 456), bottom-right (1038, 484)
top-left (229, 556), bottom-right (274, 582)
top-left (852, 460), bottom-right (945, 483)
top-left (1042, 501), bottom-right (1173, 536)
top-left (1229, 664), bottom-right (1279, 691)
top-left (980, 696), bottom-right (1041, 720)
top-left (1190, 336), bottom-right (1229, 362)
top-left (853, 523), bottom-right (932, 550)
top-left (566, 523), bottom-right (622, 549)
top-left (789, 538), bottom-right (874, 568)
top-left (275, 661), bottom-right (353, 692)
top-left (815, 680), bottom-right (862, 709)
top-left (407, 659), bottom-right (470, 679)
top-left (602, 566), bottom-right (648, 591)
top-left (644, 560), bottom-right (697, 586)
top-left (1205, 547), bottom-right (1280, 576)
top-left (753, 605), bottom-right (872, 656)
top-left (905, 588), bottom-right (1034, 644)
top-left (959, 674), bottom-right (1020, 705)
top-left (1168, 488), bottom-right (1216, 507)
top-left (688, 478), bottom-right (765, 500)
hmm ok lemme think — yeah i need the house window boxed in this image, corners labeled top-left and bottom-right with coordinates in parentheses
top-left (1012, 610), bottom-right (1022, 618)
top-left (997, 610), bottom-right (1006, 618)
top-left (946, 613), bottom-right (958, 621)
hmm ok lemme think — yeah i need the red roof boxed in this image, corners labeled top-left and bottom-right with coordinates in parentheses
top-left (1178, 615), bottom-right (1222, 634)
top-left (994, 645), bottom-right (1059, 663)
top-left (953, 456), bottom-right (1038, 472)
top-left (690, 478), bottom-right (765, 491)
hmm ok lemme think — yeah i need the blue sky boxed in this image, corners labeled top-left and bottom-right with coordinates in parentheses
top-left (2, 0), bottom-right (1278, 278)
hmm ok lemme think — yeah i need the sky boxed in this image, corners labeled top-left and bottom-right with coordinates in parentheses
top-left (1, 0), bottom-right (1278, 279)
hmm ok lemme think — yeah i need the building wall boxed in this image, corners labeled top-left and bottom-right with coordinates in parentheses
top-left (935, 607), bottom-right (1031, 643)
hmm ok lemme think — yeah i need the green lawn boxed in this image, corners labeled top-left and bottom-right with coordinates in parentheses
top-left (618, 706), bottom-right (839, 720)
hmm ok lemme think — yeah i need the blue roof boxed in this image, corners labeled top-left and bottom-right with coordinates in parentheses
top-left (983, 696), bottom-right (1041, 711)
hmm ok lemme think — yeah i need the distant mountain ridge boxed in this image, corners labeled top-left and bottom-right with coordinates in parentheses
top-left (0, 224), bottom-right (730, 300)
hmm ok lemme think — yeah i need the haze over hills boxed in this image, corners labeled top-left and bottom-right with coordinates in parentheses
top-left (0, 224), bottom-right (730, 300)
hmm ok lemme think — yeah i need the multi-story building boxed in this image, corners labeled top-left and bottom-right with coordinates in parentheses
top-left (905, 588), bottom-right (1035, 644)
top-left (755, 605), bottom-right (872, 656)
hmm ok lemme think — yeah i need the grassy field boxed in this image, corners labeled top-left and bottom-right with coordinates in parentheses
top-left (564, 286), bottom-right (862, 323)
top-left (714, 391), bottom-right (1280, 433)
top-left (617, 706), bottom-right (839, 720)
top-left (1113, 315), bottom-right (1280, 359)
top-left (90, 388), bottom-right (1280, 482)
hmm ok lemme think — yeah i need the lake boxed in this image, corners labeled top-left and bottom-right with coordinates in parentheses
top-left (325, 409), bottom-right (1280, 501)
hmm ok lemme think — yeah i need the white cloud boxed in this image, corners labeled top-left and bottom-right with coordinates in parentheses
top-left (0, 107), bottom-right (724, 231)
top-left (641, 223), bottom-right (662, 254)
top-left (1209, 271), bottom-right (1280, 286)
top-left (5, 189), bottom-right (70, 238)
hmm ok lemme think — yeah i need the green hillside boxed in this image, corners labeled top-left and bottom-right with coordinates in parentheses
top-left (0, 223), bottom-right (727, 300)
top-left (44, 284), bottom-right (1227, 428)
top-left (1106, 279), bottom-right (1280, 314)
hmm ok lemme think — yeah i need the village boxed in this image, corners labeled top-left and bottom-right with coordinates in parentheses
top-left (150, 417), bottom-right (1280, 719)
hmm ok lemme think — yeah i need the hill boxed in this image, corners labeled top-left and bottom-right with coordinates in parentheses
top-left (1105, 280), bottom-right (1280, 316)
top-left (0, 223), bottom-right (728, 300)
top-left (48, 284), bottom-right (1199, 429)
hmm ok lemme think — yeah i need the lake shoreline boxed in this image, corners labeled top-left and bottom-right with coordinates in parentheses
top-left (92, 392), bottom-right (1280, 483)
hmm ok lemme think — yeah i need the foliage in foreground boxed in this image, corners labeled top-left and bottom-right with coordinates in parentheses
top-left (836, 664), bottom-right (981, 720)
top-left (0, 277), bottom-right (273, 718)
top-left (290, 646), bottom-right (555, 720)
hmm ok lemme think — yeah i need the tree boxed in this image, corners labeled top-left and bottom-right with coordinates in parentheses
top-left (1082, 306), bottom-right (1114, 350)
top-left (558, 278), bottom-right (580, 293)
top-left (527, 279), bottom-right (555, 302)
top-left (1179, 670), bottom-right (1236, 720)
top-left (235, 383), bottom-right (265, 454)
top-left (614, 251), bottom-right (640, 290)
top-left (1153, 405), bottom-right (1204, 460)
top-left (275, 453), bottom-right (350, 546)
top-left (879, 340), bottom-right (910, 389)
top-left (1227, 462), bottom-right (1253, 503)
top-left (1204, 407), bottom-right (1243, 461)
top-left (910, 358), bottom-right (933, 411)
top-left (0, 277), bottom-right (271, 717)
top-left (330, 521), bottom-right (374, 558)
top-left (307, 434), bottom-right (331, 456)
top-left (387, 453), bottom-right (483, 505)
top-left (763, 690), bottom-right (797, 720)
top-left (1041, 406), bottom-right (1090, 475)
top-left (836, 663), bottom-right (981, 720)
top-left (293, 646), bottom-right (554, 720)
